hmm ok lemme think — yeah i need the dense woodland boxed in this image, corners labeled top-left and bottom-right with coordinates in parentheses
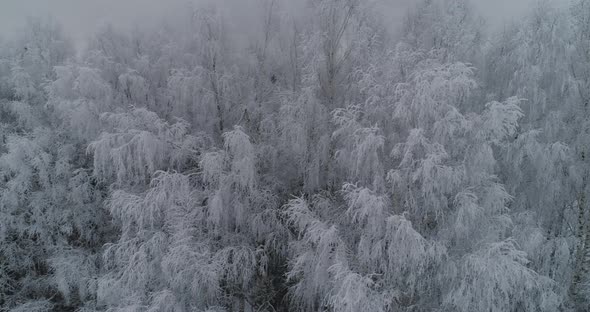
top-left (1, 0), bottom-right (590, 311)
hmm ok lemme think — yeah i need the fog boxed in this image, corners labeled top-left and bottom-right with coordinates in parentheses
top-left (0, 0), bottom-right (572, 47)
top-left (2, 0), bottom-right (589, 311)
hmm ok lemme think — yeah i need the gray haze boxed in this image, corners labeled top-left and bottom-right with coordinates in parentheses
top-left (1, 0), bottom-right (588, 310)
top-left (0, 0), bottom-right (572, 47)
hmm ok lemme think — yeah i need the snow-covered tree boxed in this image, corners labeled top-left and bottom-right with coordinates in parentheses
top-left (1, 0), bottom-right (588, 310)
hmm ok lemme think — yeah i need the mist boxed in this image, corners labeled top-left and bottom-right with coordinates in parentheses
top-left (1, 0), bottom-right (589, 311)
top-left (0, 0), bottom-right (572, 47)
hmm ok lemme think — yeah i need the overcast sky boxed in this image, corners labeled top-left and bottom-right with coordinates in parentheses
top-left (0, 0), bottom-right (572, 46)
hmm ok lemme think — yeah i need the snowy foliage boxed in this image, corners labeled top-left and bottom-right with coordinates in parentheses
top-left (284, 197), bottom-right (347, 311)
top-left (445, 239), bottom-right (561, 312)
top-left (88, 108), bottom-right (201, 186)
top-left (1, 0), bottom-right (589, 311)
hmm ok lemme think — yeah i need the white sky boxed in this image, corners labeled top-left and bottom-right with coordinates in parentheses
top-left (0, 0), bottom-right (573, 45)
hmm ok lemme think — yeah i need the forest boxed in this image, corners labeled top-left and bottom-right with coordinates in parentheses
top-left (0, 0), bottom-right (589, 311)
